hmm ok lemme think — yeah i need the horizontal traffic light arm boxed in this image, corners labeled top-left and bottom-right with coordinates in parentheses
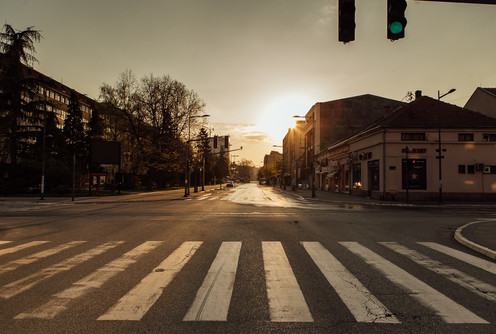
top-left (411, 0), bottom-right (496, 4)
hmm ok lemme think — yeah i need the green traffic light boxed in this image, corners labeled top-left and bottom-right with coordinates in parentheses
top-left (389, 21), bottom-right (404, 34)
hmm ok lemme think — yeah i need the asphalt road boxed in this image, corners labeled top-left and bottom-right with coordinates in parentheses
top-left (1, 183), bottom-right (495, 333)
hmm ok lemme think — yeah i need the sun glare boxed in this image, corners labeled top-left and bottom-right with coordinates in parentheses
top-left (258, 95), bottom-right (313, 143)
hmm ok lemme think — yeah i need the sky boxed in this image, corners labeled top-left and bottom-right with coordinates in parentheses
top-left (2, 0), bottom-right (496, 166)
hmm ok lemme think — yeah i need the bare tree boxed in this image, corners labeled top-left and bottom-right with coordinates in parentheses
top-left (99, 70), bottom-right (207, 188)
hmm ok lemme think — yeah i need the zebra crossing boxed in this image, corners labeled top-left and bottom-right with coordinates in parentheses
top-left (1, 239), bottom-right (495, 324)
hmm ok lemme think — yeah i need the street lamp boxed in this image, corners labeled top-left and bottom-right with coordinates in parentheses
top-left (437, 88), bottom-right (456, 203)
top-left (40, 89), bottom-right (48, 200)
top-left (185, 113), bottom-right (209, 197)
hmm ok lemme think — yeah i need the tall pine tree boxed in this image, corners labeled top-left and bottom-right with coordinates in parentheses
top-left (63, 90), bottom-right (85, 156)
top-left (0, 24), bottom-right (43, 165)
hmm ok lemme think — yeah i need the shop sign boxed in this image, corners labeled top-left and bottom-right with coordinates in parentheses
top-left (359, 152), bottom-right (372, 160)
top-left (401, 148), bottom-right (426, 154)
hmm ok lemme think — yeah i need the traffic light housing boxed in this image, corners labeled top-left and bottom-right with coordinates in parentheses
top-left (387, 0), bottom-right (407, 41)
top-left (338, 0), bottom-right (355, 44)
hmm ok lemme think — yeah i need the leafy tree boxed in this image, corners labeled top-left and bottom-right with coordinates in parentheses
top-left (63, 90), bottom-right (87, 192)
top-left (195, 127), bottom-right (213, 183)
top-left (0, 24), bottom-right (43, 165)
top-left (86, 101), bottom-right (103, 140)
top-left (212, 149), bottom-right (229, 182)
top-left (237, 158), bottom-right (254, 182)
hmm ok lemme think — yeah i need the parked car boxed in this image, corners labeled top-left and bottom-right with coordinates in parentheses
top-left (226, 181), bottom-right (234, 187)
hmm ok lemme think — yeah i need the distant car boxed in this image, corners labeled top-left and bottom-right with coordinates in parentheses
top-left (226, 181), bottom-right (234, 187)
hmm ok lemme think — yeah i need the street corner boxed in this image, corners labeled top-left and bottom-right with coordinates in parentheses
top-left (454, 220), bottom-right (496, 261)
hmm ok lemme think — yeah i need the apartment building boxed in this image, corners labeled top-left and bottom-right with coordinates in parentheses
top-left (296, 94), bottom-right (402, 188)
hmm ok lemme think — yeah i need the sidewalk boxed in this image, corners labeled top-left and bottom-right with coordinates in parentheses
top-left (0, 184), bottom-right (224, 209)
top-left (275, 186), bottom-right (496, 260)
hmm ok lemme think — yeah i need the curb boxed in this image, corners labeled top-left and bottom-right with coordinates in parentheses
top-left (454, 221), bottom-right (496, 260)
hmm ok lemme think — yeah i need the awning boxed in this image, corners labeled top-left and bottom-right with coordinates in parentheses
top-left (326, 171), bottom-right (339, 178)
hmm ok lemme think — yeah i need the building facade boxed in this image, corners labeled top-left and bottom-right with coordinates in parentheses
top-left (317, 94), bottom-right (496, 201)
top-left (282, 120), bottom-right (305, 187)
top-left (297, 94), bottom-right (402, 189)
top-left (208, 135), bottom-right (230, 157)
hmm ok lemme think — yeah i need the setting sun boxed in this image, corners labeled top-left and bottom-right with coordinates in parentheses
top-left (258, 94), bottom-right (313, 142)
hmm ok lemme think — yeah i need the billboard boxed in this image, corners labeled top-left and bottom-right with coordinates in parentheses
top-left (90, 140), bottom-right (121, 166)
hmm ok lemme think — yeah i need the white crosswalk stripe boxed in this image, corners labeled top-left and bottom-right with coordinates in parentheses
top-left (341, 241), bottom-right (488, 324)
top-left (0, 240), bottom-right (493, 324)
top-left (0, 241), bottom-right (86, 274)
top-left (418, 242), bottom-right (496, 275)
top-left (184, 241), bottom-right (241, 321)
top-left (302, 241), bottom-right (399, 323)
top-left (0, 241), bottom-right (49, 257)
top-left (0, 241), bottom-right (124, 299)
top-left (98, 241), bottom-right (202, 321)
top-left (262, 241), bottom-right (313, 322)
top-left (15, 241), bottom-right (162, 319)
top-left (0, 241), bottom-right (12, 245)
top-left (381, 242), bottom-right (496, 301)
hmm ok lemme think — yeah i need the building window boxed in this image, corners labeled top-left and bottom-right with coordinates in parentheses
top-left (482, 134), bottom-right (496, 142)
top-left (458, 133), bottom-right (474, 141)
top-left (458, 165), bottom-right (466, 174)
top-left (467, 165), bottom-right (475, 174)
top-left (401, 133), bottom-right (426, 141)
top-left (352, 164), bottom-right (361, 189)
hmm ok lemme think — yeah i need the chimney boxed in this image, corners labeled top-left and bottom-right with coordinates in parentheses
top-left (415, 90), bottom-right (422, 99)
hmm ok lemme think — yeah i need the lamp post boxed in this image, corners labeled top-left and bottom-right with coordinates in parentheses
top-left (185, 113), bottom-right (209, 197)
top-left (437, 88), bottom-right (456, 203)
top-left (40, 90), bottom-right (47, 200)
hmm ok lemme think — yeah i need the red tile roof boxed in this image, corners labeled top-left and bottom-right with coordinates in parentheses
top-left (481, 88), bottom-right (496, 97)
top-left (368, 96), bottom-right (496, 130)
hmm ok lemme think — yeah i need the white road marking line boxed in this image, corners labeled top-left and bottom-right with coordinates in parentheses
top-left (381, 242), bottom-right (496, 301)
top-left (418, 242), bottom-right (496, 275)
top-left (0, 241), bottom-right (87, 273)
top-left (15, 241), bottom-right (163, 319)
top-left (0, 241), bottom-right (124, 299)
top-left (340, 242), bottom-right (488, 324)
top-left (197, 193), bottom-right (213, 201)
top-left (184, 241), bottom-right (241, 321)
top-left (0, 241), bottom-right (12, 245)
top-left (98, 241), bottom-right (202, 321)
top-left (0, 241), bottom-right (49, 257)
top-left (302, 242), bottom-right (399, 323)
top-left (262, 241), bottom-right (313, 322)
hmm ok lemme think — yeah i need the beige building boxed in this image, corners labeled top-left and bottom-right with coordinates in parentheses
top-left (464, 87), bottom-right (496, 119)
top-left (27, 67), bottom-right (94, 129)
top-left (317, 93), bottom-right (496, 201)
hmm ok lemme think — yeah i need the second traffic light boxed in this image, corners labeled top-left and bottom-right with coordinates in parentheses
top-left (338, 0), bottom-right (355, 44)
top-left (387, 0), bottom-right (407, 41)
